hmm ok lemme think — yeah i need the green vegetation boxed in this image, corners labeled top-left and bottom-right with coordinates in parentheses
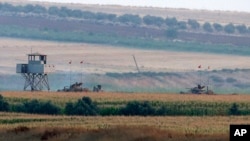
top-left (1, 94), bottom-right (250, 116)
top-left (143, 15), bottom-right (164, 27)
top-left (117, 14), bottom-right (142, 25)
top-left (13, 99), bottom-right (61, 115)
top-left (224, 23), bottom-right (235, 34)
top-left (0, 2), bottom-right (249, 35)
top-left (165, 28), bottom-right (178, 38)
top-left (236, 24), bottom-right (248, 34)
top-left (203, 22), bottom-right (213, 32)
top-left (121, 101), bottom-right (155, 116)
top-left (1, 24), bottom-right (250, 56)
top-left (0, 95), bottom-right (9, 111)
top-left (188, 19), bottom-right (200, 29)
top-left (165, 17), bottom-right (178, 27)
top-left (65, 97), bottom-right (98, 115)
top-left (213, 23), bottom-right (223, 32)
top-left (229, 103), bottom-right (241, 115)
top-left (0, 2), bottom-right (250, 55)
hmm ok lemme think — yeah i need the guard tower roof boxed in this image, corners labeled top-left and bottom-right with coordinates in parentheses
top-left (27, 52), bottom-right (47, 56)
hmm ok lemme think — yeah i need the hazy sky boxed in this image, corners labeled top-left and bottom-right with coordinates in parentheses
top-left (30, 0), bottom-right (250, 12)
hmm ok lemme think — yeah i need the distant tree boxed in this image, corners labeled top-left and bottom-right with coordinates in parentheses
top-left (33, 5), bottom-right (47, 14)
top-left (22, 4), bottom-right (35, 13)
top-left (165, 28), bottom-right (178, 38)
top-left (203, 22), bottom-right (213, 32)
top-left (236, 24), bottom-right (247, 34)
top-left (59, 7), bottom-right (71, 17)
top-left (70, 9), bottom-right (83, 18)
top-left (0, 3), bottom-right (15, 12)
top-left (177, 21), bottom-right (187, 30)
top-left (143, 15), bottom-right (164, 27)
top-left (95, 12), bottom-right (116, 21)
top-left (106, 13), bottom-right (117, 21)
top-left (188, 19), bottom-right (200, 29)
top-left (213, 23), bottom-right (223, 32)
top-left (48, 6), bottom-right (60, 15)
top-left (118, 14), bottom-right (142, 25)
top-left (96, 12), bottom-right (108, 20)
top-left (165, 17), bottom-right (178, 27)
top-left (224, 23), bottom-right (235, 34)
top-left (81, 11), bottom-right (96, 19)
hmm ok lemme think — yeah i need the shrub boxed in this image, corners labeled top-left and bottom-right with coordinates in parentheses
top-left (165, 28), bottom-right (178, 38)
top-left (0, 94), bottom-right (9, 111)
top-left (99, 107), bottom-right (121, 115)
top-left (14, 99), bottom-right (61, 115)
top-left (226, 77), bottom-right (237, 83)
top-left (210, 75), bottom-right (224, 83)
top-left (121, 101), bottom-right (155, 116)
top-left (65, 97), bottom-right (98, 115)
top-left (156, 105), bottom-right (168, 115)
top-left (229, 103), bottom-right (240, 115)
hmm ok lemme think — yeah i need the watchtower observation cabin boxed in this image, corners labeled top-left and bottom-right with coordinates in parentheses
top-left (16, 53), bottom-right (54, 91)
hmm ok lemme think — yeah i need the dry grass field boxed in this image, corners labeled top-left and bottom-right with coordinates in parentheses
top-left (1, 112), bottom-right (250, 141)
top-left (2, 91), bottom-right (250, 104)
top-left (1, 38), bottom-right (250, 75)
top-left (0, 106), bottom-right (249, 141)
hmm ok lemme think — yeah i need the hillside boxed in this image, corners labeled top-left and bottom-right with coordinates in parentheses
top-left (2, 0), bottom-right (250, 25)
top-left (1, 38), bottom-right (250, 93)
top-left (1, 1), bottom-right (250, 93)
top-left (0, 1), bottom-right (250, 48)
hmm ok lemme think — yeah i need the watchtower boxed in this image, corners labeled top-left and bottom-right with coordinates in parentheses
top-left (16, 53), bottom-right (54, 91)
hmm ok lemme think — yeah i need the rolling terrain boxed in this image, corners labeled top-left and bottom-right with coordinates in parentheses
top-left (1, 1), bottom-right (250, 141)
top-left (1, 38), bottom-right (250, 93)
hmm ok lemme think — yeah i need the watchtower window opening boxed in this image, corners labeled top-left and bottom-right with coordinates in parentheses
top-left (28, 54), bottom-right (47, 64)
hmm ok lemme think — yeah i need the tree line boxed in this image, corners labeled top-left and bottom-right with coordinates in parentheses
top-left (0, 2), bottom-right (250, 35)
top-left (0, 94), bottom-right (248, 116)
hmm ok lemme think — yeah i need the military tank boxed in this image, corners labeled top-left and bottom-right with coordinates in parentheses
top-left (57, 82), bottom-right (102, 92)
top-left (180, 84), bottom-right (214, 94)
top-left (57, 82), bottom-right (89, 92)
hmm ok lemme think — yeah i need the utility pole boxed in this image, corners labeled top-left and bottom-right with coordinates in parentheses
top-left (80, 60), bottom-right (84, 83)
top-left (69, 60), bottom-right (72, 86)
top-left (132, 55), bottom-right (140, 73)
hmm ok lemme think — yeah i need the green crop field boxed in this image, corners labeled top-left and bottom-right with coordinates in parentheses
top-left (1, 91), bottom-right (250, 140)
